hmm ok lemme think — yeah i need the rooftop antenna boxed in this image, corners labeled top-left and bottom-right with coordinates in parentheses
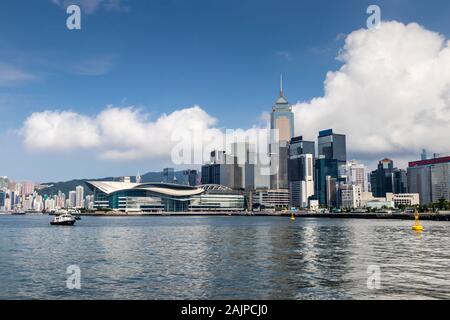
top-left (280, 74), bottom-right (284, 97)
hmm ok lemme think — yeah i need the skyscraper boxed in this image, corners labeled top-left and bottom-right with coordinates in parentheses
top-left (68, 191), bottom-right (76, 208)
top-left (315, 158), bottom-right (339, 206)
top-left (75, 186), bottom-right (84, 208)
top-left (408, 155), bottom-right (450, 204)
top-left (421, 149), bottom-right (427, 161)
top-left (270, 76), bottom-right (294, 190)
top-left (318, 129), bottom-right (347, 165)
top-left (288, 136), bottom-right (315, 208)
top-left (201, 151), bottom-right (242, 189)
top-left (163, 168), bottom-right (175, 183)
top-left (369, 159), bottom-right (408, 197)
top-left (0, 191), bottom-right (5, 210)
top-left (271, 76), bottom-right (294, 142)
top-left (393, 169), bottom-right (408, 194)
top-left (315, 129), bottom-right (346, 207)
top-left (339, 160), bottom-right (368, 192)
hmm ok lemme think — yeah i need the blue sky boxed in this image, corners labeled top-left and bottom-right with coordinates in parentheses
top-left (1, 0), bottom-right (450, 182)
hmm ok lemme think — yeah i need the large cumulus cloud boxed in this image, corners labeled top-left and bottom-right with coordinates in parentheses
top-left (293, 21), bottom-right (450, 162)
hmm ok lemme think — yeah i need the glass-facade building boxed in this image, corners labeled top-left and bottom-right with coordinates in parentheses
top-left (318, 129), bottom-right (347, 165)
top-left (87, 181), bottom-right (245, 212)
top-left (408, 156), bottom-right (450, 204)
top-left (315, 158), bottom-right (339, 206)
top-left (0, 191), bottom-right (5, 210)
top-left (288, 136), bottom-right (315, 182)
top-left (270, 88), bottom-right (294, 190)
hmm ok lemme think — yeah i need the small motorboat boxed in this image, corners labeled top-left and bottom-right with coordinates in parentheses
top-left (50, 213), bottom-right (76, 226)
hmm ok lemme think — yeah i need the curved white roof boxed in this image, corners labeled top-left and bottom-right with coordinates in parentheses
top-left (86, 181), bottom-right (204, 197)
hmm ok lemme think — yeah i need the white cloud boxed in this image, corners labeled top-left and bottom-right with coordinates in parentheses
top-left (0, 64), bottom-right (36, 86)
top-left (22, 105), bottom-right (270, 165)
top-left (23, 111), bottom-right (100, 151)
top-left (22, 106), bottom-right (227, 160)
top-left (293, 21), bottom-right (450, 161)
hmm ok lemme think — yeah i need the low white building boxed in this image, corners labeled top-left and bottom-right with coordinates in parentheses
top-left (253, 189), bottom-right (290, 210)
top-left (386, 193), bottom-right (420, 207)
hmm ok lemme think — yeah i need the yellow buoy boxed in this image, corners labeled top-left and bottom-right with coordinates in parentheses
top-left (412, 210), bottom-right (424, 232)
top-left (290, 212), bottom-right (296, 221)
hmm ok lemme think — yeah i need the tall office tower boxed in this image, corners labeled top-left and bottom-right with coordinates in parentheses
top-left (231, 142), bottom-right (250, 189)
top-left (393, 168), bottom-right (408, 194)
top-left (23, 181), bottom-right (35, 196)
top-left (288, 136), bottom-right (315, 208)
top-left (325, 175), bottom-right (338, 208)
top-left (0, 191), bottom-right (5, 210)
top-left (339, 160), bottom-right (368, 192)
top-left (240, 142), bottom-right (271, 190)
top-left (288, 154), bottom-right (314, 208)
top-left (315, 157), bottom-right (339, 206)
top-left (421, 149), bottom-right (427, 161)
top-left (315, 129), bottom-right (346, 207)
top-left (270, 76), bottom-right (294, 190)
top-left (370, 158), bottom-right (395, 197)
top-left (85, 195), bottom-right (94, 210)
top-left (75, 185), bottom-right (84, 208)
top-left (162, 168), bottom-right (175, 183)
top-left (407, 155), bottom-right (450, 205)
top-left (230, 142), bottom-right (270, 190)
top-left (10, 191), bottom-right (15, 210)
top-left (210, 150), bottom-right (226, 164)
top-left (201, 151), bottom-right (242, 189)
top-left (57, 191), bottom-right (66, 208)
top-left (318, 129), bottom-right (347, 165)
top-left (68, 191), bottom-right (76, 208)
top-left (289, 136), bottom-right (315, 160)
top-left (180, 170), bottom-right (198, 186)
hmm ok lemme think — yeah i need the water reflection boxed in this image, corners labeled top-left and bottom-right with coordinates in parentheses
top-left (0, 216), bottom-right (449, 299)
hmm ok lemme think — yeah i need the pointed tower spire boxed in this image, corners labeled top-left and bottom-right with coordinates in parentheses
top-left (136, 170), bottom-right (141, 184)
top-left (280, 74), bottom-right (284, 97)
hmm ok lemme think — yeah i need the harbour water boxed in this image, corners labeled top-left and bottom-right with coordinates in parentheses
top-left (0, 215), bottom-right (449, 300)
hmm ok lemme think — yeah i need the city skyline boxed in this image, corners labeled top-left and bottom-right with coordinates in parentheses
top-left (1, 0), bottom-right (450, 181)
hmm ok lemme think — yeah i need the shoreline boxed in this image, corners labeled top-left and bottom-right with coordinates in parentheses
top-left (11, 211), bottom-right (448, 221)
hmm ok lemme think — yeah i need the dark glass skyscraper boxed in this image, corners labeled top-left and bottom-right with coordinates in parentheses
top-left (0, 191), bottom-right (5, 209)
top-left (318, 129), bottom-right (347, 165)
top-left (370, 159), bottom-right (392, 197)
top-left (288, 136), bottom-right (315, 182)
top-left (315, 129), bottom-right (346, 207)
top-left (288, 136), bottom-right (315, 208)
top-left (315, 158), bottom-right (338, 206)
top-left (393, 169), bottom-right (407, 194)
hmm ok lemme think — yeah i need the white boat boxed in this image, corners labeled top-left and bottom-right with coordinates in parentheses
top-left (50, 213), bottom-right (76, 226)
top-left (68, 208), bottom-right (82, 220)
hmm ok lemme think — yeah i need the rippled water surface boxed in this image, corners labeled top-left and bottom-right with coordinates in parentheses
top-left (0, 215), bottom-right (449, 299)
